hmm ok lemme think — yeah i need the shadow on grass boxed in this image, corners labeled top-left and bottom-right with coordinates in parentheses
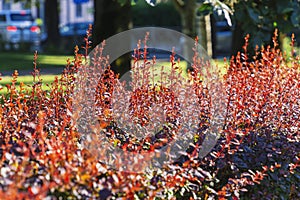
top-left (0, 52), bottom-right (70, 76)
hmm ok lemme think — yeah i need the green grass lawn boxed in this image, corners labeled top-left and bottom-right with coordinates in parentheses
top-left (0, 50), bottom-right (227, 95)
top-left (1, 74), bottom-right (57, 85)
top-left (0, 74), bottom-right (59, 94)
top-left (0, 52), bottom-right (71, 94)
top-left (140, 59), bottom-right (227, 79)
top-left (0, 52), bottom-right (71, 72)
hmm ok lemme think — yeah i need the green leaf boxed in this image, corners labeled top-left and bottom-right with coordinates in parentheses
top-left (197, 3), bottom-right (213, 16)
top-left (117, 0), bottom-right (127, 6)
top-left (117, 0), bottom-right (135, 6)
top-left (280, 7), bottom-right (294, 14)
top-left (246, 7), bottom-right (260, 23)
top-left (277, 1), bottom-right (294, 14)
top-left (291, 10), bottom-right (300, 27)
top-left (131, 0), bottom-right (138, 6)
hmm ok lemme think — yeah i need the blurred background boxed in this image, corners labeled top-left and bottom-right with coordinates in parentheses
top-left (0, 0), bottom-right (299, 75)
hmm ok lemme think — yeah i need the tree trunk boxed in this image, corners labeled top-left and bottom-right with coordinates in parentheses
top-left (210, 13), bottom-right (217, 58)
top-left (174, 0), bottom-right (208, 51)
top-left (93, 0), bottom-right (132, 77)
top-left (231, 22), bottom-right (244, 57)
top-left (173, 0), bottom-right (196, 38)
top-left (196, 15), bottom-right (207, 51)
top-left (44, 0), bottom-right (60, 50)
top-left (173, 0), bottom-right (199, 71)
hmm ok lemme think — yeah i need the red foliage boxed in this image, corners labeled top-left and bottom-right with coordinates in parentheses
top-left (0, 27), bottom-right (299, 199)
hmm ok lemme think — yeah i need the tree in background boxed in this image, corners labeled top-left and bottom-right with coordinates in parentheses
top-left (172, 0), bottom-right (197, 37)
top-left (92, 0), bottom-right (180, 76)
top-left (198, 0), bottom-right (299, 57)
top-left (93, 0), bottom-right (132, 76)
top-left (231, 0), bottom-right (300, 56)
top-left (132, 1), bottom-right (181, 29)
top-left (44, 0), bottom-right (60, 51)
top-left (91, 0), bottom-right (226, 73)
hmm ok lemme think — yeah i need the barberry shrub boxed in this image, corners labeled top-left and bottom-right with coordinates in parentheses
top-left (0, 27), bottom-right (299, 199)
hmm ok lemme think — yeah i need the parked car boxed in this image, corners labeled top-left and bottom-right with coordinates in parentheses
top-left (211, 10), bottom-right (233, 59)
top-left (0, 10), bottom-right (41, 50)
top-left (59, 22), bottom-right (92, 52)
top-left (59, 22), bottom-right (92, 37)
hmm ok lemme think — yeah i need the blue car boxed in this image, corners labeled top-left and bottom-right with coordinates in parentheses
top-left (59, 22), bottom-right (93, 52)
top-left (59, 22), bottom-right (93, 37)
top-left (211, 9), bottom-right (233, 59)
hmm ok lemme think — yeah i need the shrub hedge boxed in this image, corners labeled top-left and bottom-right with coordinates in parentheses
top-left (0, 28), bottom-right (299, 199)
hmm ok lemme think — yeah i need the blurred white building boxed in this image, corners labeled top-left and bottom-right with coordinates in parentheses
top-left (59, 0), bottom-right (93, 25)
top-left (0, 0), bottom-right (94, 25)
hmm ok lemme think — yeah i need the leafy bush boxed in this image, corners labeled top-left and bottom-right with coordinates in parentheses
top-left (0, 27), bottom-right (299, 199)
